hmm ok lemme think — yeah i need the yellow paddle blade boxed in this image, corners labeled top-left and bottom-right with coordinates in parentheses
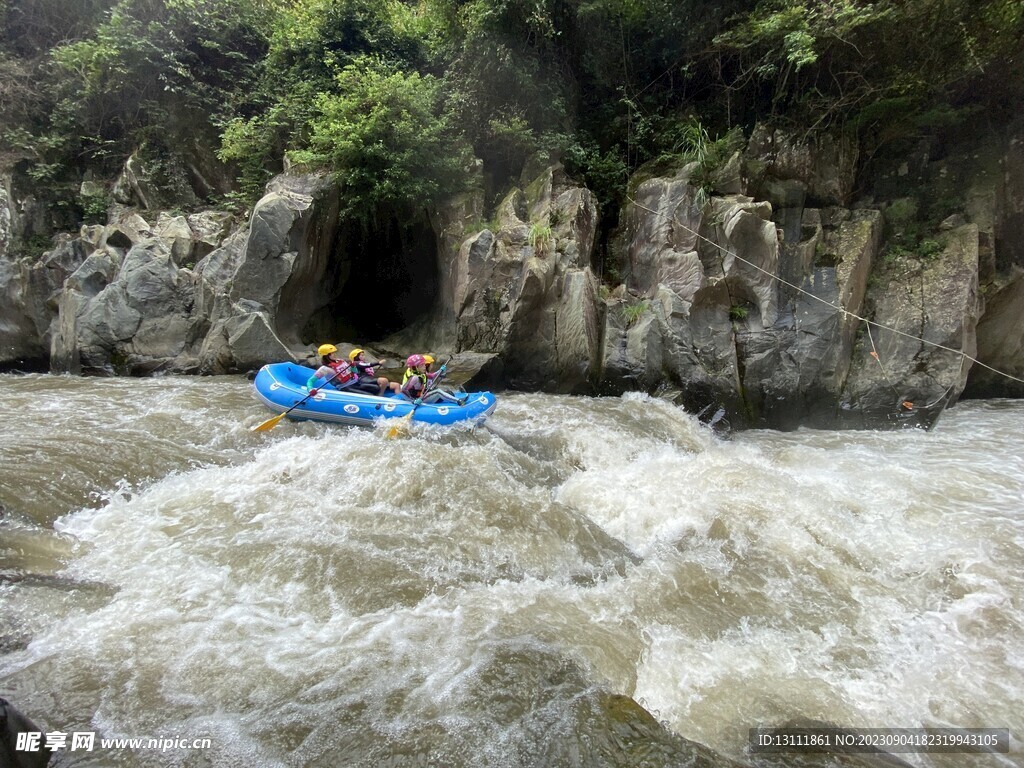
top-left (251, 411), bottom-right (287, 433)
top-left (385, 410), bottom-right (415, 439)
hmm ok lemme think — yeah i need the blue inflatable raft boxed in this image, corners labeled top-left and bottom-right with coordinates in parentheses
top-left (252, 362), bottom-right (498, 428)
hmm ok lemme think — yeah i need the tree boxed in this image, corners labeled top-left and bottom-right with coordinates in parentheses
top-left (50, 0), bottom-right (279, 155)
top-left (713, 0), bottom-right (1024, 138)
top-left (287, 56), bottom-right (472, 221)
top-left (218, 0), bottom-right (429, 203)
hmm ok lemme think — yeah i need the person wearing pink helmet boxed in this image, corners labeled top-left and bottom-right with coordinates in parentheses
top-left (400, 354), bottom-right (429, 400)
top-left (400, 354), bottom-right (462, 404)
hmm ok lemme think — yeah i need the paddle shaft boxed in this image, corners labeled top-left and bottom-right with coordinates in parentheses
top-left (419, 354), bottom-right (454, 402)
top-left (386, 355), bottom-right (454, 437)
top-left (252, 367), bottom-right (343, 432)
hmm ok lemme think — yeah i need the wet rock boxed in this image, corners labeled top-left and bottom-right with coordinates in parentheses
top-left (573, 692), bottom-right (747, 767)
top-left (840, 224), bottom-right (980, 428)
top-left (746, 124), bottom-right (859, 206)
top-left (739, 209), bottom-right (880, 429)
top-left (452, 643), bottom-right (747, 768)
top-left (963, 267), bottom-right (1024, 397)
top-left (0, 697), bottom-right (50, 768)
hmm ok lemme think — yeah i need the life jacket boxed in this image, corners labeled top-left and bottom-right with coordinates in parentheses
top-left (307, 364), bottom-right (347, 391)
top-left (353, 360), bottom-right (378, 378)
top-left (401, 368), bottom-right (437, 385)
top-left (329, 359), bottom-right (356, 383)
top-left (401, 369), bottom-right (426, 397)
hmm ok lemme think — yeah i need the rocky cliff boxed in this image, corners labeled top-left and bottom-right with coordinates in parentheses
top-left (2, 124), bottom-right (1022, 431)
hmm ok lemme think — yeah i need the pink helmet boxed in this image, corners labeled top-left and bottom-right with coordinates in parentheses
top-left (406, 354), bottom-right (425, 368)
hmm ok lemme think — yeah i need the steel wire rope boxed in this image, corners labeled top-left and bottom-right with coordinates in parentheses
top-left (625, 196), bottom-right (1024, 387)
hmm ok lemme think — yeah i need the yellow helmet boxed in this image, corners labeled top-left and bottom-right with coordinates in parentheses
top-left (349, 348), bottom-right (364, 361)
top-left (423, 354), bottom-right (435, 365)
top-left (317, 343), bottom-right (338, 356)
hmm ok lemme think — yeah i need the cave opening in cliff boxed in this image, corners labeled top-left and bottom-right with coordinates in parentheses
top-left (321, 215), bottom-right (439, 343)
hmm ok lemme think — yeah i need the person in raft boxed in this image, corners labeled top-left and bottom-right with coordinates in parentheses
top-left (306, 343), bottom-right (357, 395)
top-left (425, 354), bottom-right (469, 404)
top-left (348, 348), bottom-right (401, 395)
top-left (400, 354), bottom-right (462, 404)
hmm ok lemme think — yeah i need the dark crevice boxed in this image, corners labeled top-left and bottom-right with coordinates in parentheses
top-left (306, 213), bottom-right (439, 344)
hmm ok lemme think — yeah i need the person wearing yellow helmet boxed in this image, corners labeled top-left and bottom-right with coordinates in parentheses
top-left (348, 348), bottom-right (401, 395)
top-left (400, 354), bottom-right (462, 404)
top-left (305, 343), bottom-right (357, 394)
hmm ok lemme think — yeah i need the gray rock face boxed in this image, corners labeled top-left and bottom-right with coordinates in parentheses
top-left (45, 173), bottom-right (340, 374)
top-left (52, 241), bottom-right (196, 374)
top-left (228, 174), bottom-right (340, 346)
top-left (737, 209), bottom-right (881, 428)
top-left (624, 171), bottom-right (705, 303)
top-left (1, 258), bottom-right (50, 367)
top-left (713, 195), bottom-right (780, 326)
top-left (604, 172), bottom-right (750, 416)
top-left (841, 225), bottom-right (981, 427)
top-left (1, 236), bottom-right (89, 369)
top-left (185, 174), bottom-right (342, 373)
top-left (0, 176), bottom-right (12, 260)
top-left (3, 124), bottom-right (1022, 429)
top-left (595, 152), bottom-right (986, 429)
top-left (449, 170), bottom-right (603, 392)
top-left (614, 170), bottom-right (881, 426)
top-left (111, 146), bottom-right (208, 211)
top-left (963, 268), bottom-right (1024, 397)
top-left (746, 123), bottom-right (859, 205)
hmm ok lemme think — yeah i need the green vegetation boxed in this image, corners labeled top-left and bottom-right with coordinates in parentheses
top-left (528, 222), bottom-right (553, 255)
top-left (1, 0), bottom-right (1021, 244)
top-left (79, 190), bottom-right (110, 224)
top-left (714, 1), bottom-right (1023, 136)
top-left (917, 238), bottom-right (943, 260)
top-left (881, 198), bottom-right (949, 264)
top-left (621, 300), bottom-right (648, 328)
top-left (656, 118), bottom-right (745, 207)
top-left (284, 56), bottom-right (471, 220)
top-left (884, 237), bottom-right (946, 265)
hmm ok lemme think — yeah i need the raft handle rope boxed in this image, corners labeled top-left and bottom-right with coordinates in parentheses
top-left (625, 196), bottom-right (1024, 390)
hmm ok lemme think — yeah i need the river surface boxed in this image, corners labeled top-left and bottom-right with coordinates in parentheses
top-left (0, 374), bottom-right (1021, 767)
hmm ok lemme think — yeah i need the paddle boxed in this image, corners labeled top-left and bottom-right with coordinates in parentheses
top-left (251, 369), bottom-right (342, 433)
top-left (386, 355), bottom-right (453, 438)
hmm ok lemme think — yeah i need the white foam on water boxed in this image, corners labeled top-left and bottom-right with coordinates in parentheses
top-left (2, 415), bottom-right (641, 761)
top-left (627, 403), bottom-right (1024, 766)
top-left (2, 378), bottom-right (1022, 766)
